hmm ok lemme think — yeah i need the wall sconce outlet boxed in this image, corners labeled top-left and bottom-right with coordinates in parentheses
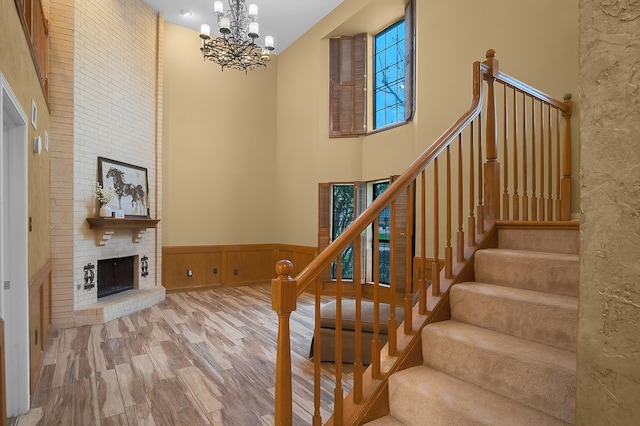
top-left (187, 269), bottom-right (193, 277)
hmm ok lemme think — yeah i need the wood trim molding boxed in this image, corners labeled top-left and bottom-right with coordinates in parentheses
top-left (86, 218), bottom-right (160, 246)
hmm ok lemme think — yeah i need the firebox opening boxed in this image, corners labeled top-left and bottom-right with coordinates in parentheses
top-left (97, 255), bottom-right (137, 298)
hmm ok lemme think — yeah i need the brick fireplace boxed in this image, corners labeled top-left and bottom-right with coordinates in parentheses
top-left (47, 0), bottom-right (165, 328)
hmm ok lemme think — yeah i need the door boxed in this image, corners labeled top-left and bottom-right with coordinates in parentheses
top-left (1, 73), bottom-right (30, 416)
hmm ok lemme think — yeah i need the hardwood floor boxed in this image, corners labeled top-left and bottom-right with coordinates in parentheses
top-left (12, 284), bottom-right (352, 425)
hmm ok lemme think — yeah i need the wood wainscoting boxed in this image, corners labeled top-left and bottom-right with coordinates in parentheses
top-left (163, 244), bottom-right (316, 292)
top-left (28, 259), bottom-right (52, 394)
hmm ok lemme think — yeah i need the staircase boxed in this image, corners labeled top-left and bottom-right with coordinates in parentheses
top-left (271, 51), bottom-right (576, 425)
top-left (367, 225), bottom-right (578, 425)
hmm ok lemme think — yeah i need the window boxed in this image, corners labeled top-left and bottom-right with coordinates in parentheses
top-left (374, 21), bottom-right (406, 129)
top-left (318, 178), bottom-right (412, 288)
top-left (371, 181), bottom-right (391, 282)
top-left (329, 0), bottom-right (414, 137)
top-left (331, 184), bottom-right (355, 280)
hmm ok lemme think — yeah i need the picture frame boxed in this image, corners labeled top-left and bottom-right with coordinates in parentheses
top-left (98, 157), bottom-right (149, 218)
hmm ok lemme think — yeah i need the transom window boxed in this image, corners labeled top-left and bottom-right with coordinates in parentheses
top-left (374, 20), bottom-right (406, 129)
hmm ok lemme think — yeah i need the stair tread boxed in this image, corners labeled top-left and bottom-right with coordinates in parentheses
top-left (474, 248), bottom-right (579, 297)
top-left (422, 320), bottom-right (576, 422)
top-left (498, 227), bottom-right (579, 255)
top-left (478, 247), bottom-right (579, 261)
top-left (364, 416), bottom-right (407, 425)
top-left (424, 320), bottom-right (576, 373)
top-left (386, 365), bottom-right (570, 426)
top-left (453, 282), bottom-right (578, 308)
top-left (451, 282), bottom-right (577, 351)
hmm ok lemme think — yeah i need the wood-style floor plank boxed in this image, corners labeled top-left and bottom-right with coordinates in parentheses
top-left (14, 283), bottom-right (352, 425)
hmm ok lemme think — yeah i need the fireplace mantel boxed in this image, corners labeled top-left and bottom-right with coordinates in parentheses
top-left (86, 217), bottom-right (160, 246)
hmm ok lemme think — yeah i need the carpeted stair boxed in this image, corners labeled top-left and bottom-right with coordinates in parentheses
top-left (366, 226), bottom-right (578, 425)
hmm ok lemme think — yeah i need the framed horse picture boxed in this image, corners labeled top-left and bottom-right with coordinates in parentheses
top-left (98, 157), bottom-right (149, 218)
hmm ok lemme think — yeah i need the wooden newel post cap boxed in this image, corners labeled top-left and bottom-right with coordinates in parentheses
top-left (486, 49), bottom-right (496, 58)
top-left (272, 260), bottom-right (297, 313)
top-left (275, 259), bottom-right (293, 278)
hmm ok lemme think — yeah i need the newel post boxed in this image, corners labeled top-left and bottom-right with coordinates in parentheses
top-left (272, 260), bottom-right (297, 426)
top-left (483, 49), bottom-right (501, 221)
top-left (560, 94), bottom-right (573, 221)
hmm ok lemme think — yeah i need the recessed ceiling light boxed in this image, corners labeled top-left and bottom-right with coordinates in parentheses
top-left (178, 9), bottom-right (192, 17)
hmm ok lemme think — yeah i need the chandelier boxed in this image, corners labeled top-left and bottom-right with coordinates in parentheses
top-left (199, 0), bottom-right (275, 72)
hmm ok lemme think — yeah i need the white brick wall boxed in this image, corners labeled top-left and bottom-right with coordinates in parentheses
top-left (72, 0), bottom-right (162, 310)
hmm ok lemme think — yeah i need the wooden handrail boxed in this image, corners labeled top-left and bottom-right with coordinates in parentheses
top-left (272, 49), bottom-right (574, 425)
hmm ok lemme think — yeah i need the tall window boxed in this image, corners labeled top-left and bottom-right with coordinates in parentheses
top-left (374, 20), bottom-right (405, 129)
top-left (372, 181), bottom-right (391, 283)
top-left (331, 184), bottom-right (355, 279)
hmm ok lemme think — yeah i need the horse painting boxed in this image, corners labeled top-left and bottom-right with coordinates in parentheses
top-left (106, 167), bottom-right (147, 215)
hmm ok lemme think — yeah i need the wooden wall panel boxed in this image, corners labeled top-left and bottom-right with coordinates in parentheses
top-left (163, 244), bottom-right (317, 292)
top-left (226, 247), bottom-right (274, 285)
top-left (163, 249), bottom-right (223, 292)
top-left (27, 259), bottom-right (52, 394)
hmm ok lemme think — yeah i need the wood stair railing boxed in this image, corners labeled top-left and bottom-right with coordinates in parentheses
top-left (272, 49), bottom-right (573, 426)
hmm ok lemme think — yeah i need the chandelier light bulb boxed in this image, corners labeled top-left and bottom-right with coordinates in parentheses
top-left (248, 22), bottom-right (259, 38)
top-left (248, 4), bottom-right (258, 18)
top-left (200, 24), bottom-right (211, 37)
top-left (264, 36), bottom-right (274, 50)
top-left (214, 1), bottom-right (224, 15)
top-left (219, 17), bottom-right (231, 33)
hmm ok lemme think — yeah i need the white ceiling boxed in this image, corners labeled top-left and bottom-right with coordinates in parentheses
top-left (144, 0), bottom-right (344, 55)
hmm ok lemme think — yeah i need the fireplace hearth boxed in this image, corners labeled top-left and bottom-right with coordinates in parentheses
top-left (97, 255), bottom-right (135, 298)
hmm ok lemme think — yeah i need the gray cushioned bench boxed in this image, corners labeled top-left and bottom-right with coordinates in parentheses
top-left (310, 299), bottom-right (405, 364)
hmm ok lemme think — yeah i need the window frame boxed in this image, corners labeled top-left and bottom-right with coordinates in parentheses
top-left (328, 0), bottom-right (414, 138)
top-left (318, 177), bottom-right (414, 290)
top-left (373, 20), bottom-right (407, 130)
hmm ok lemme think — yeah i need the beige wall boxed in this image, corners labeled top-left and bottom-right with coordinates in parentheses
top-left (162, 23), bottom-right (278, 246)
top-left (0, 0), bottom-right (51, 278)
top-left (577, 0), bottom-right (640, 423)
top-left (274, 0), bottom-right (579, 247)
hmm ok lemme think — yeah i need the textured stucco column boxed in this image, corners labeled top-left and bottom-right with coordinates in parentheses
top-left (577, 1), bottom-right (640, 424)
